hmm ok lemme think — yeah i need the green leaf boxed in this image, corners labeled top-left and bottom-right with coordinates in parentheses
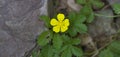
top-left (31, 51), bottom-right (37, 57)
top-left (60, 45), bottom-right (68, 53)
top-left (86, 12), bottom-right (94, 23)
top-left (40, 15), bottom-right (50, 27)
top-left (108, 41), bottom-right (120, 54)
top-left (113, 53), bottom-right (120, 57)
top-left (112, 3), bottom-right (120, 14)
top-left (71, 46), bottom-right (83, 57)
top-left (99, 49), bottom-right (113, 57)
top-left (61, 35), bottom-right (70, 43)
top-left (53, 34), bottom-right (63, 50)
top-left (37, 31), bottom-right (49, 46)
top-left (38, 53), bottom-right (43, 57)
top-left (76, 0), bottom-right (86, 4)
top-left (68, 12), bottom-right (77, 23)
top-left (68, 23), bottom-right (87, 36)
top-left (79, 3), bottom-right (94, 23)
top-left (80, 4), bottom-right (92, 15)
top-left (54, 54), bottom-right (60, 57)
top-left (49, 30), bottom-right (54, 39)
top-left (68, 12), bottom-right (82, 37)
top-left (68, 27), bottom-right (78, 37)
top-left (75, 24), bottom-right (88, 33)
top-left (76, 15), bottom-right (86, 23)
top-left (61, 47), bottom-right (72, 57)
top-left (91, 0), bottom-right (104, 9)
top-left (41, 45), bottom-right (54, 57)
top-left (70, 38), bottom-right (81, 45)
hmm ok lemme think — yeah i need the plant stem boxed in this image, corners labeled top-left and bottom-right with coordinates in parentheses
top-left (94, 13), bottom-right (120, 18)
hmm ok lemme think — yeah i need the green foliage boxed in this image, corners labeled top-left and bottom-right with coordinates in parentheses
top-left (61, 47), bottom-right (72, 57)
top-left (31, 51), bottom-right (38, 57)
top-left (54, 54), bottom-right (60, 57)
top-left (76, 15), bottom-right (86, 23)
top-left (60, 35), bottom-right (82, 57)
top-left (76, 24), bottom-right (87, 33)
top-left (36, 29), bottom-right (83, 57)
top-left (70, 38), bottom-right (81, 45)
top-left (86, 12), bottom-right (94, 23)
top-left (61, 45), bottom-right (83, 57)
top-left (67, 12), bottom-right (77, 37)
top-left (68, 12), bottom-right (88, 37)
top-left (79, 4), bottom-right (94, 23)
top-left (40, 45), bottom-right (54, 57)
top-left (91, 0), bottom-right (104, 9)
top-left (71, 46), bottom-right (83, 57)
top-left (80, 4), bottom-right (92, 15)
top-left (67, 27), bottom-right (77, 37)
top-left (72, 0), bottom-right (104, 34)
top-left (109, 41), bottom-right (120, 55)
top-left (76, 0), bottom-right (86, 4)
top-left (76, 0), bottom-right (104, 9)
top-left (35, 0), bottom-right (106, 57)
top-left (61, 34), bottom-right (81, 46)
top-left (53, 34), bottom-right (63, 50)
top-left (99, 49), bottom-right (114, 57)
top-left (37, 31), bottom-right (50, 46)
top-left (99, 41), bottom-right (120, 57)
top-left (66, 0), bottom-right (105, 37)
top-left (34, 0), bottom-right (120, 57)
top-left (76, 0), bottom-right (104, 24)
top-left (112, 3), bottom-right (120, 14)
top-left (40, 15), bottom-right (51, 27)
top-left (31, 50), bottom-right (42, 57)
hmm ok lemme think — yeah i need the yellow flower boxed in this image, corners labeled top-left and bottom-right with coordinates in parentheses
top-left (50, 13), bottom-right (70, 33)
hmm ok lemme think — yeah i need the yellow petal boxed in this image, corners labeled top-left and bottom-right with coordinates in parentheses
top-left (50, 18), bottom-right (58, 26)
top-left (63, 19), bottom-right (70, 26)
top-left (61, 26), bottom-right (68, 32)
top-left (57, 13), bottom-right (65, 21)
top-left (53, 26), bottom-right (60, 33)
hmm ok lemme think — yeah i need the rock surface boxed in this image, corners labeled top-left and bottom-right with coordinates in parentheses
top-left (0, 0), bottom-right (47, 57)
top-left (106, 0), bottom-right (120, 30)
top-left (107, 0), bottom-right (120, 5)
top-left (88, 9), bottom-right (116, 37)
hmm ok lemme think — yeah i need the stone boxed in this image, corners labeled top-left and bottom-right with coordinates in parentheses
top-left (107, 0), bottom-right (120, 30)
top-left (0, 0), bottom-right (48, 57)
top-left (88, 9), bottom-right (116, 37)
top-left (107, 0), bottom-right (120, 5)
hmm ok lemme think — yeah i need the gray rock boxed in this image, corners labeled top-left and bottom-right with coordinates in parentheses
top-left (0, 0), bottom-right (48, 57)
top-left (107, 0), bottom-right (120, 30)
top-left (107, 0), bottom-right (120, 5)
top-left (88, 9), bottom-right (116, 37)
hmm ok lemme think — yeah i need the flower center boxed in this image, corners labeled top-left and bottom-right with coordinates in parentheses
top-left (58, 21), bottom-right (63, 27)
